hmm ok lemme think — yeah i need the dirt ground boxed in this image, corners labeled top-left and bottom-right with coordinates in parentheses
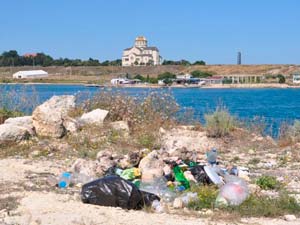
top-left (0, 158), bottom-right (299, 225)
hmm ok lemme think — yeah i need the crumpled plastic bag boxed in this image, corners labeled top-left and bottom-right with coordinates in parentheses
top-left (81, 176), bottom-right (159, 210)
top-left (216, 175), bottom-right (249, 206)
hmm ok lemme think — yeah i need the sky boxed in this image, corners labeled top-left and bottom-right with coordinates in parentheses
top-left (0, 0), bottom-right (300, 64)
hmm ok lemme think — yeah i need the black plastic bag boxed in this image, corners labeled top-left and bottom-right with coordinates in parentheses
top-left (81, 176), bottom-right (160, 210)
top-left (190, 165), bottom-right (212, 185)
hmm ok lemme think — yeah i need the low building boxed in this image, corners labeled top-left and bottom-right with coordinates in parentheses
top-left (200, 76), bottom-right (224, 85)
top-left (293, 74), bottom-right (300, 84)
top-left (13, 70), bottom-right (48, 79)
top-left (122, 36), bottom-right (161, 66)
top-left (110, 78), bottom-right (141, 85)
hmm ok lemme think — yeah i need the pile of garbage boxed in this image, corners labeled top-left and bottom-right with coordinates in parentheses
top-left (56, 148), bottom-right (250, 212)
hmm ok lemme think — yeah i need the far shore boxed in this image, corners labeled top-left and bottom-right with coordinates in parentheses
top-left (1, 82), bottom-right (300, 89)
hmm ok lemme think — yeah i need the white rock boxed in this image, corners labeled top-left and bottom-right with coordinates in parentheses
top-left (80, 109), bottom-right (109, 126)
top-left (161, 127), bottom-right (217, 155)
top-left (4, 116), bottom-right (35, 135)
top-left (71, 158), bottom-right (97, 178)
top-left (284, 214), bottom-right (296, 221)
top-left (63, 117), bottom-right (79, 133)
top-left (0, 124), bottom-right (30, 144)
top-left (32, 95), bottom-right (75, 138)
top-left (173, 198), bottom-right (184, 209)
top-left (110, 121), bottom-right (129, 132)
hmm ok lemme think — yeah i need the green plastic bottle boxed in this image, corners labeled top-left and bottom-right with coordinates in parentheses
top-left (173, 166), bottom-right (190, 189)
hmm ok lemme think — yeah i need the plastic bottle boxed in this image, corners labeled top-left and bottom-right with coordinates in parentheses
top-left (206, 147), bottom-right (217, 165)
top-left (58, 172), bottom-right (72, 188)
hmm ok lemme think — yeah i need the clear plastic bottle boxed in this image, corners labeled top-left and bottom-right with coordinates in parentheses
top-left (58, 172), bottom-right (72, 188)
top-left (206, 148), bottom-right (217, 165)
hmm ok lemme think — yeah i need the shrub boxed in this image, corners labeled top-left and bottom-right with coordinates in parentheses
top-left (190, 70), bottom-right (213, 78)
top-left (75, 90), bottom-right (180, 149)
top-left (0, 108), bottom-right (23, 124)
top-left (225, 193), bottom-right (300, 217)
top-left (204, 106), bottom-right (237, 137)
top-left (277, 74), bottom-right (286, 83)
top-left (256, 175), bottom-right (282, 190)
top-left (279, 120), bottom-right (300, 144)
top-left (188, 185), bottom-right (219, 210)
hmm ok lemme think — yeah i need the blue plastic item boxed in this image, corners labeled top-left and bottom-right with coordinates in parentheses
top-left (58, 172), bottom-right (72, 188)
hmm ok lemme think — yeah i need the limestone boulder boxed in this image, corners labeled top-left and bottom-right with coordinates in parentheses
top-left (80, 109), bottom-right (109, 126)
top-left (138, 150), bottom-right (165, 182)
top-left (32, 95), bottom-right (75, 138)
top-left (4, 116), bottom-right (35, 136)
top-left (71, 158), bottom-right (98, 178)
top-left (0, 124), bottom-right (30, 144)
top-left (63, 117), bottom-right (79, 133)
top-left (160, 126), bottom-right (218, 156)
top-left (110, 121), bottom-right (129, 132)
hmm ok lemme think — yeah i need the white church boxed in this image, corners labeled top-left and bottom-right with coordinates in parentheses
top-left (122, 36), bottom-right (161, 66)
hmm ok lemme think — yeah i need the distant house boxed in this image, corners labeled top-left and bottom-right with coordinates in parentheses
top-left (110, 78), bottom-right (141, 85)
top-left (122, 36), bottom-right (161, 66)
top-left (293, 73), bottom-right (300, 84)
top-left (200, 76), bottom-right (223, 85)
top-left (13, 70), bottom-right (48, 79)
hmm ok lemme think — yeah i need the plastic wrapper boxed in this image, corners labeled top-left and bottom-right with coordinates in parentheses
top-left (190, 165), bottom-right (212, 185)
top-left (216, 175), bottom-right (249, 206)
top-left (81, 176), bottom-right (159, 210)
top-left (139, 177), bottom-right (177, 202)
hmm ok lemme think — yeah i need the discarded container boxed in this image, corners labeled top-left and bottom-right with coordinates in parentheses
top-left (139, 177), bottom-right (177, 202)
top-left (181, 192), bottom-right (198, 206)
top-left (71, 172), bottom-right (95, 186)
top-left (81, 176), bottom-right (160, 210)
top-left (206, 148), bottom-right (217, 165)
top-left (58, 172), bottom-right (72, 188)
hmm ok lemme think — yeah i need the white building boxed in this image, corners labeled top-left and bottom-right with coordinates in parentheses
top-left (13, 70), bottom-right (48, 79)
top-left (122, 36), bottom-right (161, 66)
top-left (293, 74), bottom-right (300, 84)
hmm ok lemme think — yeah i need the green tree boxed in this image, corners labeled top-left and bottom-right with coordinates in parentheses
top-left (134, 74), bottom-right (145, 82)
top-left (277, 74), bottom-right (286, 83)
top-left (191, 70), bottom-right (213, 78)
top-left (193, 60), bottom-right (206, 65)
top-left (157, 72), bottom-right (176, 80)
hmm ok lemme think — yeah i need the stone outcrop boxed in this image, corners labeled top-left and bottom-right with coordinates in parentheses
top-left (79, 109), bottom-right (109, 126)
top-left (160, 126), bottom-right (218, 156)
top-left (32, 95), bottom-right (75, 138)
top-left (0, 124), bottom-right (30, 144)
top-left (4, 116), bottom-right (35, 136)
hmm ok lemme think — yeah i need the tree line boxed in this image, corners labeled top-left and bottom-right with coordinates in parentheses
top-left (0, 50), bottom-right (206, 67)
top-left (0, 50), bottom-right (121, 67)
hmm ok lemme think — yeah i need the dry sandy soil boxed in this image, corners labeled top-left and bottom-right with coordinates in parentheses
top-left (0, 158), bottom-right (299, 225)
top-left (0, 65), bottom-right (299, 84)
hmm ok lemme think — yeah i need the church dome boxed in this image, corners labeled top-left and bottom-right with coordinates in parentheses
top-left (135, 36), bottom-right (147, 41)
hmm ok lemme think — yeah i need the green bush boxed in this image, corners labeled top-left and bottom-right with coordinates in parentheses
top-left (190, 70), bottom-right (213, 78)
top-left (277, 74), bottom-right (286, 83)
top-left (204, 106), bottom-right (236, 137)
top-left (188, 185), bottom-right (219, 210)
top-left (225, 193), bottom-right (300, 217)
top-left (256, 175), bottom-right (282, 190)
top-left (0, 108), bottom-right (23, 124)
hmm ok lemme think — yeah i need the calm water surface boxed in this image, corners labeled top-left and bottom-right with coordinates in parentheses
top-left (2, 84), bottom-right (300, 134)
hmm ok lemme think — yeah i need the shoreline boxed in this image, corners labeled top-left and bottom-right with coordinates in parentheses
top-left (1, 82), bottom-right (300, 89)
